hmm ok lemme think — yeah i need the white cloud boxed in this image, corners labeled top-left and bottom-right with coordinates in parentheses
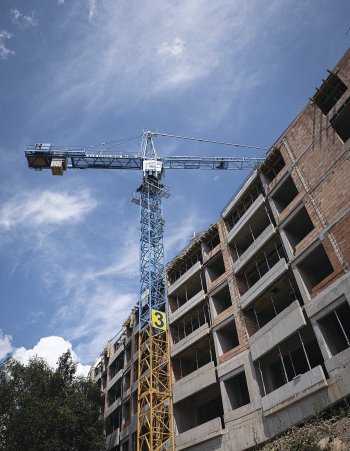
top-left (158, 37), bottom-right (186, 58)
top-left (0, 330), bottom-right (13, 359)
top-left (88, 0), bottom-right (97, 21)
top-left (0, 30), bottom-right (15, 60)
top-left (50, 223), bottom-right (139, 362)
top-left (10, 8), bottom-right (38, 28)
top-left (0, 190), bottom-right (97, 230)
top-left (64, 289), bottom-right (136, 362)
top-left (38, 0), bottom-right (272, 122)
top-left (58, 0), bottom-right (65, 4)
top-left (13, 336), bottom-right (91, 376)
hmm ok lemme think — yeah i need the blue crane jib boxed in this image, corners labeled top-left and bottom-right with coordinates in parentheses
top-left (25, 145), bottom-right (264, 175)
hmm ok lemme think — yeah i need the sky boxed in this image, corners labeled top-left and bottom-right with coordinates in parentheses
top-left (0, 0), bottom-right (349, 375)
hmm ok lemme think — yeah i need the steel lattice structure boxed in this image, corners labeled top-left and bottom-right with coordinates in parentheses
top-left (24, 131), bottom-right (265, 451)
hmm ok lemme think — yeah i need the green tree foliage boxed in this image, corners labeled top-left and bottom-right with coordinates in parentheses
top-left (0, 351), bottom-right (105, 451)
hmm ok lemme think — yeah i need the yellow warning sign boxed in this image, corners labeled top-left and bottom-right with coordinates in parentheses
top-left (151, 309), bottom-right (167, 330)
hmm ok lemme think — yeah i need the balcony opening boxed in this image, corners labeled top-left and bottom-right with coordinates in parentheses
top-left (283, 206), bottom-right (314, 253)
top-left (330, 95), bottom-right (350, 142)
top-left (121, 399), bottom-right (131, 428)
top-left (211, 284), bottom-right (232, 316)
top-left (271, 174), bottom-right (298, 214)
top-left (236, 238), bottom-right (287, 296)
top-left (225, 179), bottom-right (265, 232)
top-left (132, 360), bottom-right (138, 383)
top-left (93, 361), bottom-right (102, 379)
top-left (312, 72), bottom-right (347, 115)
top-left (167, 246), bottom-right (202, 285)
top-left (108, 379), bottom-right (122, 406)
top-left (216, 319), bottom-right (239, 355)
top-left (225, 371), bottom-right (250, 410)
top-left (126, 325), bottom-right (132, 340)
top-left (109, 353), bottom-right (124, 379)
top-left (172, 337), bottom-right (216, 382)
top-left (203, 229), bottom-right (220, 257)
top-left (124, 344), bottom-right (131, 367)
top-left (102, 373), bottom-right (107, 390)
top-left (123, 370), bottom-right (131, 392)
top-left (230, 205), bottom-right (274, 261)
top-left (244, 274), bottom-right (302, 336)
top-left (261, 148), bottom-right (286, 184)
top-left (171, 300), bottom-right (211, 345)
top-left (132, 390), bottom-right (138, 416)
top-left (206, 253), bottom-right (226, 284)
top-left (318, 300), bottom-right (350, 356)
top-left (174, 384), bottom-right (223, 433)
top-left (121, 440), bottom-right (129, 451)
top-left (114, 338), bottom-right (124, 354)
top-left (296, 243), bottom-right (334, 295)
top-left (168, 271), bottom-right (206, 313)
top-left (106, 406), bottom-right (121, 435)
top-left (255, 326), bottom-right (325, 396)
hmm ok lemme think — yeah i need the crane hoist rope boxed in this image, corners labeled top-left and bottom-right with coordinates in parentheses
top-left (25, 130), bottom-right (266, 451)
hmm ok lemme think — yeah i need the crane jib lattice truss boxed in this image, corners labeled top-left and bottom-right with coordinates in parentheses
top-left (24, 131), bottom-right (266, 451)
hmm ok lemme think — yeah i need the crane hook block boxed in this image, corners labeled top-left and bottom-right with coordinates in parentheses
top-left (50, 157), bottom-right (67, 176)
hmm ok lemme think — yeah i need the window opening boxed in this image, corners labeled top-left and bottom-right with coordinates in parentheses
top-left (318, 301), bottom-right (350, 356)
top-left (329, 95), bottom-right (350, 142)
top-left (225, 371), bottom-right (250, 410)
top-left (261, 149), bottom-right (286, 184)
top-left (312, 72), bottom-right (347, 115)
top-left (211, 284), bottom-right (232, 316)
top-left (216, 319), bottom-right (239, 355)
top-left (283, 206), bottom-right (314, 253)
top-left (206, 252), bottom-right (225, 284)
top-left (271, 174), bottom-right (298, 214)
top-left (296, 243), bottom-right (334, 294)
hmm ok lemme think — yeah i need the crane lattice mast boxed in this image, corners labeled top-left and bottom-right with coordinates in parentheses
top-left (25, 130), bottom-right (265, 451)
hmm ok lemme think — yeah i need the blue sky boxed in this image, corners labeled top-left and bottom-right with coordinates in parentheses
top-left (0, 0), bottom-right (349, 373)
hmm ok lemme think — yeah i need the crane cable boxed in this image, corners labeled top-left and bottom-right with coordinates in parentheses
top-left (153, 131), bottom-right (269, 151)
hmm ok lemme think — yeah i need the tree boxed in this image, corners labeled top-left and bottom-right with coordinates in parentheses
top-left (0, 351), bottom-right (105, 451)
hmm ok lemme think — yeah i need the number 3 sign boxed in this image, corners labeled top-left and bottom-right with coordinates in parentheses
top-left (151, 309), bottom-right (167, 330)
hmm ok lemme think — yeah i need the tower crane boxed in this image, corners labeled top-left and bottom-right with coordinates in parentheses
top-left (25, 130), bottom-right (266, 451)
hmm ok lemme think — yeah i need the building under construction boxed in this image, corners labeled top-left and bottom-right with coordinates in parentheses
top-left (90, 48), bottom-right (350, 450)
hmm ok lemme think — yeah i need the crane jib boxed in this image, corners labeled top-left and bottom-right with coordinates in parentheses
top-left (25, 150), bottom-right (264, 174)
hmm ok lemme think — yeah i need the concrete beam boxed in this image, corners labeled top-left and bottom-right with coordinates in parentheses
top-left (249, 300), bottom-right (306, 361)
top-left (169, 290), bottom-right (206, 324)
top-left (233, 224), bottom-right (276, 274)
top-left (171, 323), bottom-right (210, 358)
top-left (262, 365), bottom-right (327, 416)
top-left (226, 194), bottom-right (265, 244)
top-left (107, 368), bottom-right (123, 390)
top-left (168, 261), bottom-right (202, 295)
top-left (173, 361), bottom-right (217, 404)
top-left (175, 417), bottom-right (223, 450)
top-left (240, 258), bottom-right (289, 310)
top-left (105, 397), bottom-right (121, 418)
top-left (106, 428), bottom-right (119, 450)
top-left (304, 272), bottom-right (350, 319)
top-left (108, 343), bottom-right (125, 366)
top-left (221, 170), bottom-right (258, 219)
